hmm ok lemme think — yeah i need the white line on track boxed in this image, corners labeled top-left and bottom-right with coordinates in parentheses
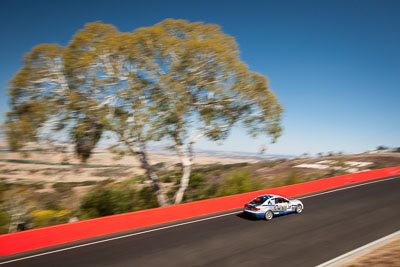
top-left (1, 175), bottom-right (399, 265)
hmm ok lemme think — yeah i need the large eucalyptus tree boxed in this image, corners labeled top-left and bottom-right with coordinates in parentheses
top-left (135, 19), bottom-right (283, 204)
top-left (5, 19), bottom-right (283, 207)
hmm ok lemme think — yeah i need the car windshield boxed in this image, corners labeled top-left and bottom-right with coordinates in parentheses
top-left (249, 195), bottom-right (272, 205)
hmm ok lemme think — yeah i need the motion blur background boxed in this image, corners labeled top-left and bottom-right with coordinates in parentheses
top-left (1, 0), bottom-right (399, 155)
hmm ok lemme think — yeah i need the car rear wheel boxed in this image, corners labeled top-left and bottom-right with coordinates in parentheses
top-left (265, 210), bottom-right (273, 220)
top-left (296, 204), bottom-right (303, 213)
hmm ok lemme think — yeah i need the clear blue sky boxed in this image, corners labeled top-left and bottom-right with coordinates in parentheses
top-left (1, 0), bottom-right (399, 156)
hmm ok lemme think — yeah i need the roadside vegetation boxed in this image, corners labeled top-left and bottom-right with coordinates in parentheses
top-left (1, 151), bottom-right (399, 233)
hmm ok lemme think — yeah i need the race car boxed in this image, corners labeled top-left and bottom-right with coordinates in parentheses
top-left (243, 194), bottom-right (303, 220)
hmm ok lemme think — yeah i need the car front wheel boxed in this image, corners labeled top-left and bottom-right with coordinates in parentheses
top-left (265, 210), bottom-right (273, 220)
top-left (296, 204), bottom-right (303, 213)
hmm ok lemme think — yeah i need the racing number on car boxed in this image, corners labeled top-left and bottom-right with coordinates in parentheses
top-left (275, 204), bottom-right (284, 211)
top-left (274, 199), bottom-right (282, 211)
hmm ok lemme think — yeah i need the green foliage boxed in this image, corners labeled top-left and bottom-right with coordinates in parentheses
top-left (181, 172), bottom-right (207, 201)
top-left (173, 171), bottom-right (183, 185)
top-left (135, 187), bottom-right (159, 210)
top-left (0, 183), bottom-right (6, 195)
top-left (31, 209), bottom-right (70, 228)
top-left (72, 118), bottom-right (103, 163)
top-left (284, 171), bottom-right (303, 185)
top-left (161, 175), bottom-right (172, 183)
top-left (79, 182), bottom-right (158, 219)
top-left (171, 163), bottom-right (254, 204)
top-left (162, 163), bottom-right (255, 202)
top-left (80, 187), bottom-right (133, 219)
top-left (3, 102), bottom-right (51, 151)
top-left (166, 170), bottom-right (218, 202)
top-left (216, 171), bottom-right (264, 197)
top-left (0, 210), bottom-right (10, 234)
top-left (189, 172), bottom-right (206, 188)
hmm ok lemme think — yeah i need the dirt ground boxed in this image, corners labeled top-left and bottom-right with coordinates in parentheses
top-left (0, 142), bottom-right (259, 183)
top-left (254, 153), bottom-right (400, 181)
top-left (341, 235), bottom-right (400, 266)
top-left (1, 140), bottom-right (399, 184)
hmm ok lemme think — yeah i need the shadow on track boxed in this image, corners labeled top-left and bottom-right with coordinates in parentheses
top-left (236, 211), bottom-right (298, 221)
top-left (236, 212), bottom-right (259, 221)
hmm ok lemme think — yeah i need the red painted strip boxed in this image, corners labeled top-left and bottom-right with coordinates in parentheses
top-left (1, 166), bottom-right (399, 256)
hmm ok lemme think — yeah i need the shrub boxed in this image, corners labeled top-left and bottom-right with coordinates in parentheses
top-left (31, 209), bottom-right (70, 228)
top-left (0, 183), bottom-right (6, 195)
top-left (166, 171), bottom-right (216, 203)
top-left (135, 187), bottom-right (159, 210)
top-left (161, 175), bottom-right (172, 183)
top-left (79, 182), bottom-right (159, 219)
top-left (189, 172), bottom-right (206, 188)
top-left (216, 171), bottom-right (264, 197)
top-left (181, 172), bottom-right (207, 202)
top-left (284, 170), bottom-right (303, 185)
top-left (79, 187), bottom-right (135, 219)
top-left (0, 209), bottom-right (10, 234)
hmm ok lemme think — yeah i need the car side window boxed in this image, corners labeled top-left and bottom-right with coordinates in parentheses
top-left (276, 198), bottom-right (284, 204)
top-left (267, 200), bottom-right (272, 205)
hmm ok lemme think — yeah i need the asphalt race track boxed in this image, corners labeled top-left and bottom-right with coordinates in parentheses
top-left (2, 176), bottom-right (400, 267)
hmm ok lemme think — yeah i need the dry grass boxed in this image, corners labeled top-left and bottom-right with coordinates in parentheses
top-left (341, 236), bottom-right (400, 266)
top-left (254, 153), bottom-right (400, 182)
top-left (0, 143), bottom-right (258, 183)
top-left (1, 139), bottom-right (399, 185)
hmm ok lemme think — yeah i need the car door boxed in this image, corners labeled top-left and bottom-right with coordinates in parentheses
top-left (283, 198), bottom-right (293, 211)
top-left (273, 198), bottom-right (285, 212)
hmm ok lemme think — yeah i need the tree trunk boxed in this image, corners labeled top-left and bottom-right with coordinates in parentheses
top-left (146, 167), bottom-right (170, 207)
top-left (119, 131), bottom-right (170, 207)
top-left (136, 141), bottom-right (170, 207)
top-left (174, 143), bottom-right (193, 205)
top-left (173, 127), bottom-right (226, 204)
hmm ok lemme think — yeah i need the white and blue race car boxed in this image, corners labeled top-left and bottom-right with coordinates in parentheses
top-left (243, 194), bottom-right (303, 220)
